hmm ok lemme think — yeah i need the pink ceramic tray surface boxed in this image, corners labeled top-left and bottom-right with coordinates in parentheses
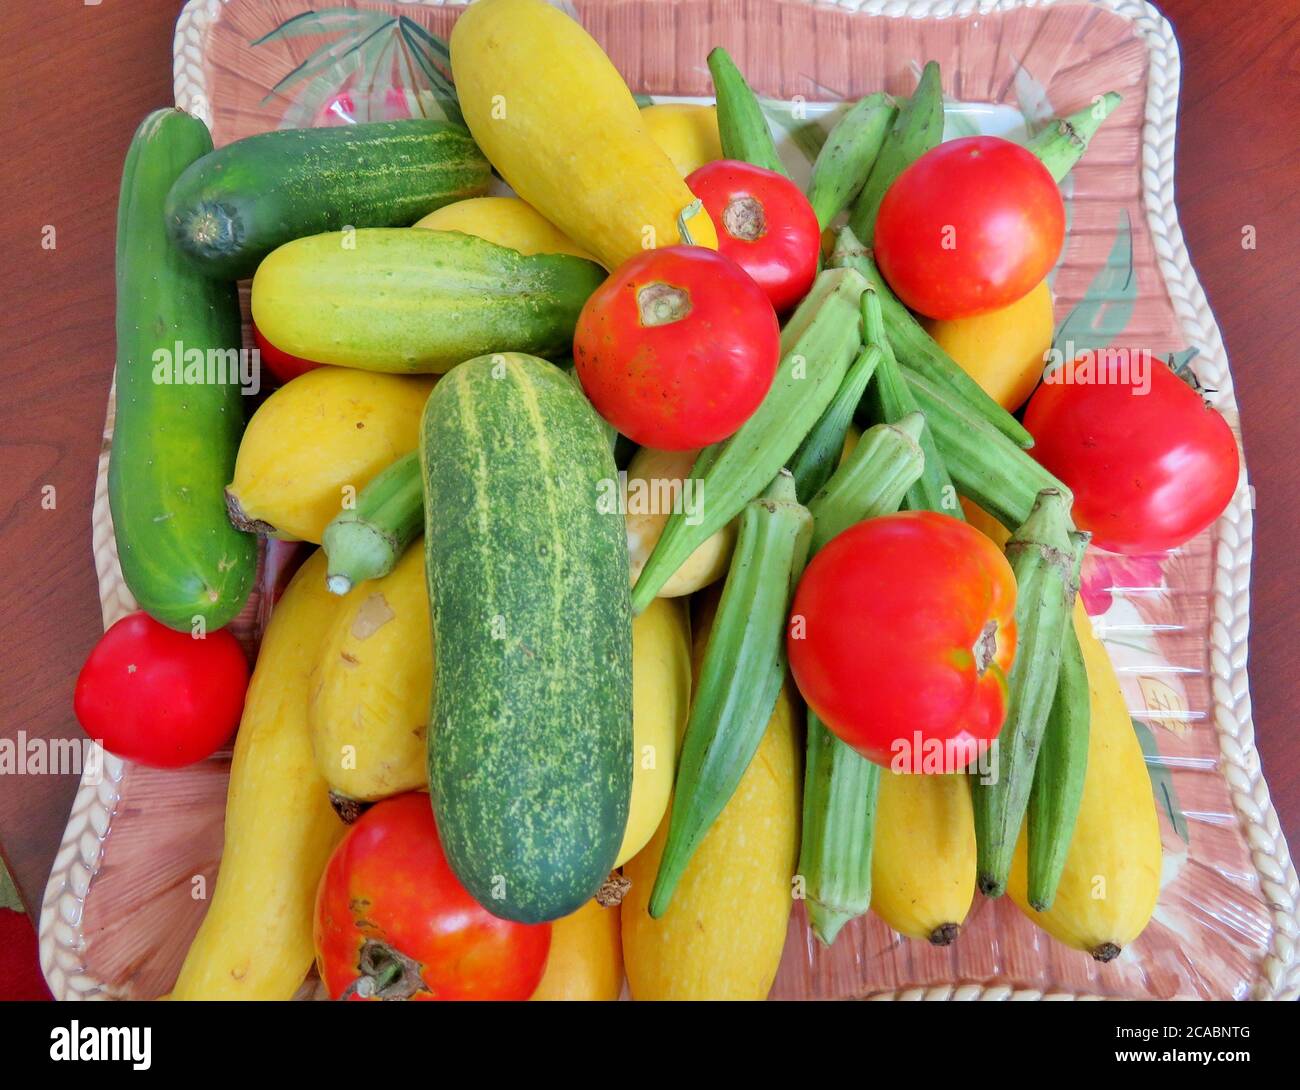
top-left (39, 0), bottom-right (1299, 1001)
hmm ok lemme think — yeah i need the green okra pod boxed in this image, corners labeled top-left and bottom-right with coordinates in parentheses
top-left (796, 415), bottom-right (926, 945)
top-left (321, 451), bottom-right (423, 595)
top-left (707, 47), bottom-right (788, 176)
top-left (631, 267), bottom-right (868, 612)
top-left (788, 343), bottom-right (882, 503)
top-left (807, 92), bottom-right (897, 229)
top-left (829, 228), bottom-right (1034, 449)
top-left (971, 489), bottom-right (1081, 897)
top-left (649, 470), bottom-right (812, 917)
top-left (1027, 606), bottom-right (1092, 911)
top-left (900, 363), bottom-right (1070, 529)
top-left (1025, 92), bottom-right (1122, 183)
top-left (846, 61), bottom-right (944, 244)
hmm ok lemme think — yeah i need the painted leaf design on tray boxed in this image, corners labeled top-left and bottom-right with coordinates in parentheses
top-left (253, 9), bottom-right (461, 128)
top-left (1052, 208), bottom-right (1135, 358)
top-left (1131, 716), bottom-right (1191, 844)
top-left (1011, 58), bottom-right (1054, 138)
top-left (760, 99), bottom-right (828, 165)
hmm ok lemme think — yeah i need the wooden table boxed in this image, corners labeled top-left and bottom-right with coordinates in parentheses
top-left (1, 0), bottom-right (1297, 915)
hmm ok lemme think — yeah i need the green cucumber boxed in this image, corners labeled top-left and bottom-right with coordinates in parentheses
top-left (322, 452), bottom-right (422, 595)
top-left (108, 109), bottom-right (256, 632)
top-left (847, 61), bottom-right (943, 243)
top-left (630, 267), bottom-right (868, 611)
top-left (251, 229), bottom-right (607, 373)
top-left (808, 93), bottom-right (897, 230)
top-left (707, 47), bottom-right (788, 176)
top-left (421, 353), bottom-right (633, 924)
top-left (165, 119), bottom-right (490, 280)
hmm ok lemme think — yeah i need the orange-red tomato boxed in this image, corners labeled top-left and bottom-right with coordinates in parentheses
top-left (787, 511), bottom-right (1017, 772)
top-left (686, 160), bottom-right (820, 314)
top-left (252, 321), bottom-right (321, 385)
top-left (874, 136), bottom-right (1064, 320)
top-left (314, 793), bottom-right (551, 1000)
top-left (572, 245), bottom-right (779, 449)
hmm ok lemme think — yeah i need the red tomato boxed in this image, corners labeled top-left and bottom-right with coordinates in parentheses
top-left (72, 612), bottom-right (248, 767)
top-left (1024, 351), bottom-right (1240, 554)
top-left (314, 793), bottom-right (550, 1000)
top-left (573, 246), bottom-right (779, 449)
top-left (686, 160), bottom-right (820, 314)
top-left (787, 511), bottom-right (1017, 772)
top-left (252, 321), bottom-right (321, 385)
top-left (874, 136), bottom-right (1065, 320)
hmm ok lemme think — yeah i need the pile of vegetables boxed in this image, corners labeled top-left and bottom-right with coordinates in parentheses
top-left (73, 0), bottom-right (1242, 1000)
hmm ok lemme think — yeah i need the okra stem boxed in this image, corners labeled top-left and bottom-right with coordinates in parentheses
top-left (707, 48), bottom-right (788, 176)
top-left (972, 489), bottom-right (1080, 897)
top-left (789, 344), bottom-right (882, 503)
top-left (321, 451), bottom-right (423, 595)
top-left (1025, 93), bottom-right (1122, 183)
top-left (830, 228), bottom-right (1034, 449)
top-left (808, 92), bottom-right (897, 230)
top-left (649, 470), bottom-right (812, 917)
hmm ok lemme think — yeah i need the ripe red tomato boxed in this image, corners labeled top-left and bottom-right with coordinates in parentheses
top-left (787, 511), bottom-right (1017, 772)
top-left (874, 136), bottom-right (1065, 320)
top-left (1024, 351), bottom-right (1240, 554)
top-left (573, 245), bottom-right (780, 449)
top-left (252, 321), bottom-right (320, 385)
top-left (314, 793), bottom-right (551, 1000)
top-left (686, 160), bottom-right (820, 314)
top-left (72, 612), bottom-right (248, 767)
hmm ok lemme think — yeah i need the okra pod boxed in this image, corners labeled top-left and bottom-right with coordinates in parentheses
top-left (858, 288), bottom-right (960, 516)
top-left (829, 228), bottom-right (1034, 448)
top-left (649, 471), bottom-right (812, 917)
top-left (1027, 608), bottom-right (1092, 911)
top-left (971, 489), bottom-right (1081, 897)
top-left (807, 92), bottom-right (897, 229)
top-left (321, 451), bottom-right (422, 595)
top-left (631, 267), bottom-right (868, 612)
top-left (900, 363), bottom-right (1070, 528)
top-left (707, 47), bottom-right (788, 176)
top-left (796, 417), bottom-right (926, 945)
top-left (1025, 92), bottom-right (1122, 183)
top-left (788, 343), bottom-right (882, 503)
top-left (846, 61), bottom-right (943, 243)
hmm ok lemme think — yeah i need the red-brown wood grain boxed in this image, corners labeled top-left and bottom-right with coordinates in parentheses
top-left (0, 0), bottom-right (1296, 928)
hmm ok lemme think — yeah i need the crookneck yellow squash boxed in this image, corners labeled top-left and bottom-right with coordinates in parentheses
top-left (530, 898), bottom-right (624, 1001)
top-left (414, 196), bottom-right (596, 261)
top-left (449, 0), bottom-right (717, 269)
top-left (172, 549), bottom-right (348, 999)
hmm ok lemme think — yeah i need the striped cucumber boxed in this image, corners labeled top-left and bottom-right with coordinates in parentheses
top-left (829, 228), bottom-right (1033, 448)
top-left (807, 93), bottom-right (897, 229)
top-left (648, 471), bottom-right (812, 917)
top-left (901, 363), bottom-right (1071, 528)
top-left (108, 108), bottom-right (256, 632)
top-left (321, 451), bottom-right (422, 595)
top-left (630, 267), bottom-right (868, 611)
top-left (421, 353), bottom-right (633, 924)
top-left (788, 344), bottom-right (881, 503)
top-left (797, 415), bottom-right (926, 944)
top-left (252, 229), bottom-right (606, 373)
top-left (1025, 93), bottom-right (1122, 182)
top-left (971, 489), bottom-right (1084, 897)
top-left (707, 47), bottom-right (787, 176)
top-left (165, 119), bottom-right (490, 280)
top-left (846, 61), bottom-right (943, 243)
top-left (1027, 620), bottom-right (1091, 910)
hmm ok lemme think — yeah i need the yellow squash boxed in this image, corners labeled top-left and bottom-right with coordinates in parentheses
top-left (622, 597), bottom-right (801, 1000)
top-left (226, 367), bottom-right (435, 544)
top-left (530, 899), bottom-right (623, 1001)
top-left (449, 0), bottom-right (717, 269)
top-left (923, 279), bottom-right (1054, 411)
top-left (871, 772), bottom-right (976, 944)
top-left (172, 549), bottom-right (347, 999)
top-left (307, 543), bottom-right (431, 807)
top-left (625, 445), bottom-right (736, 598)
top-left (638, 104), bottom-right (723, 176)
top-left (615, 595), bottom-right (693, 866)
top-left (1007, 605), bottom-right (1163, 960)
top-left (414, 195), bottom-right (595, 260)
